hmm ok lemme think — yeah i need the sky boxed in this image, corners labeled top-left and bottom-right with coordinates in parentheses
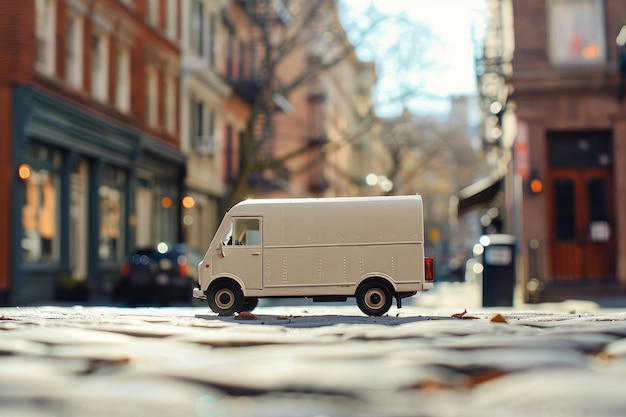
top-left (339, 0), bottom-right (487, 117)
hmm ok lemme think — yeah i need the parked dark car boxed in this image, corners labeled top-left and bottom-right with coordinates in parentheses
top-left (113, 243), bottom-right (197, 306)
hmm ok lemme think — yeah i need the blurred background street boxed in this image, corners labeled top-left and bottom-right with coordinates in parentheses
top-left (1, 0), bottom-right (626, 310)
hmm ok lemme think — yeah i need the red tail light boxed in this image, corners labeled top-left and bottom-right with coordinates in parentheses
top-left (424, 257), bottom-right (434, 281)
top-left (120, 261), bottom-right (130, 278)
top-left (178, 256), bottom-right (189, 277)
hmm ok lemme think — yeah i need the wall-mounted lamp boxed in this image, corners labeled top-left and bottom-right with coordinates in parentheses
top-left (17, 164), bottom-right (31, 180)
top-left (529, 170), bottom-right (543, 195)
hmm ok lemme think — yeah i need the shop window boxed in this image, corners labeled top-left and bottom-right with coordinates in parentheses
top-left (155, 183), bottom-right (177, 244)
top-left (21, 145), bottom-right (62, 263)
top-left (548, 0), bottom-right (606, 66)
top-left (99, 166), bottom-right (126, 263)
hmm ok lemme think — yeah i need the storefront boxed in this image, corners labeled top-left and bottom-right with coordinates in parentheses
top-left (10, 86), bottom-right (185, 304)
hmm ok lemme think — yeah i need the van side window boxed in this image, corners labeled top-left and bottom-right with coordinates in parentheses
top-left (227, 218), bottom-right (260, 246)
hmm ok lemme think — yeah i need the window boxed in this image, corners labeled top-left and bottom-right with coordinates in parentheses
top-left (147, 0), bottom-right (159, 27)
top-left (115, 47), bottom-right (131, 112)
top-left (99, 166), bottom-right (126, 263)
top-left (223, 218), bottom-right (260, 246)
top-left (548, 0), bottom-right (606, 66)
top-left (91, 33), bottom-right (109, 101)
top-left (554, 179), bottom-right (576, 241)
top-left (166, 0), bottom-right (178, 40)
top-left (190, 97), bottom-right (204, 148)
top-left (225, 124), bottom-right (233, 178)
top-left (164, 75), bottom-right (176, 134)
top-left (36, 0), bottom-right (56, 74)
top-left (190, 0), bottom-right (204, 56)
top-left (65, 14), bottom-right (83, 88)
top-left (146, 65), bottom-right (159, 127)
top-left (208, 12), bottom-right (216, 66)
top-left (21, 144), bottom-right (62, 263)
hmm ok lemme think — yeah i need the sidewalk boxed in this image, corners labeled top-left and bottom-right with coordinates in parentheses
top-left (411, 279), bottom-right (626, 313)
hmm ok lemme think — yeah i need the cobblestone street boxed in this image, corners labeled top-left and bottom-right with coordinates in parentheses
top-left (1, 300), bottom-right (626, 417)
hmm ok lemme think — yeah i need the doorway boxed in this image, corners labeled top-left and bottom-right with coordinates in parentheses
top-left (547, 132), bottom-right (615, 281)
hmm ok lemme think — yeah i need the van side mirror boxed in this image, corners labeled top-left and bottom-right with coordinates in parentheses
top-left (219, 241), bottom-right (225, 257)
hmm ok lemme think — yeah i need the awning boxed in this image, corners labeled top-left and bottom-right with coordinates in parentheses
top-left (457, 173), bottom-right (504, 215)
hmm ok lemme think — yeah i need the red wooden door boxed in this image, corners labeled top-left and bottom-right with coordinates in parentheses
top-left (548, 168), bottom-right (615, 281)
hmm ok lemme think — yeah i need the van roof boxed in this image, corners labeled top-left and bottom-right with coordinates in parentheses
top-left (234, 194), bottom-right (422, 207)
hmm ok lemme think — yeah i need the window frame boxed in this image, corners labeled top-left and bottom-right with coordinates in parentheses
top-left (115, 46), bottom-right (131, 113)
top-left (164, 74), bottom-right (177, 134)
top-left (146, 65), bottom-right (159, 128)
top-left (65, 13), bottom-right (84, 88)
top-left (166, 0), bottom-right (178, 40)
top-left (36, 0), bottom-right (57, 75)
top-left (547, 0), bottom-right (607, 66)
top-left (91, 31), bottom-right (110, 102)
top-left (21, 143), bottom-right (63, 264)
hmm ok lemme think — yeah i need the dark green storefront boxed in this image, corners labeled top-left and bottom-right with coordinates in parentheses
top-left (10, 86), bottom-right (185, 304)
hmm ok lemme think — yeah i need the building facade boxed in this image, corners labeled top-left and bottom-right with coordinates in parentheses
top-left (268, 0), bottom-right (379, 198)
top-left (465, 0), bottom-right (626, 301)
top-left (510, 0), bottom-right (626, 301)
top-left (0, 0), bottom-right (183, 304)
top-left (0, 0), bottom-right (379, 305)
top-left (178, 0), bottom-right (231, 252)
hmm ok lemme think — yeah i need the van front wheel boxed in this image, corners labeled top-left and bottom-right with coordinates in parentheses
top-left (207, 281), bottom-right (244, 316)
top-left (356, 281), bottom-right (393, 316)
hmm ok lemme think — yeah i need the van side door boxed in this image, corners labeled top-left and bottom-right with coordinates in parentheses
top-left (213, 217), bottom-right (263, 290)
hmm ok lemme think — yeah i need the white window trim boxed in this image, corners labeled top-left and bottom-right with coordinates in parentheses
top-left (115, 47), bottom-right (131, 113)
top-left (65, 13), bottom-right (84, 89)
top-left (36, 0), bottom-right (57, 75)
top-left (91, 32), bottom-right (109, 102)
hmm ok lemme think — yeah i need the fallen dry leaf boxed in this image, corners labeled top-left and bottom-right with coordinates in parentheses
top-left (412, 380), bottom-right (451, 391)
top-left (490, 313), bottom-right (508, 323)
top-left (468, 369), bottom-right (507, 386)
top-left (451, 309), bottom-right (467, 319)
top-left (234, 311), bottom-right (258, 320)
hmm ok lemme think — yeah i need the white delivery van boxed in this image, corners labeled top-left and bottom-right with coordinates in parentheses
top-left (193, 194), bottom-right (434, 316)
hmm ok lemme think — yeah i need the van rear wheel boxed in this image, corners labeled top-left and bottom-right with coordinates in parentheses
top-left (356, 281), bottom-right (393, 316)
top-left (207, 280), bottom-right (244, 316)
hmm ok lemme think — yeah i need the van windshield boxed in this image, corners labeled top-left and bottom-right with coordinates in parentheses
top-left (222, 223), bottom-right (233, 246)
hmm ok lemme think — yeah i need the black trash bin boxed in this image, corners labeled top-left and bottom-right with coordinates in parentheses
top-left (479, 234), bottom-right (516, 307)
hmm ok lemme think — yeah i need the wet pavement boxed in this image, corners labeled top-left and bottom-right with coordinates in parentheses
top-left (1, 302), bottom-right (626, 417)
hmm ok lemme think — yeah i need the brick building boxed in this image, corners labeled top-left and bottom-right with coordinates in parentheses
top-left (267, 0), bottom-right (378, 198)
top-left (510, 0), bottom-right (626, 301)
top-left (463, 0), bottom-right (626, 301)
top-left (0, 0), bottom-right (183, 304)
